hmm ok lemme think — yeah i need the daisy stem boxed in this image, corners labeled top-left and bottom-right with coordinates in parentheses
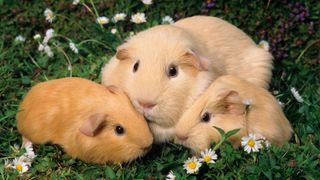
top-left (77, 39), bottom-right (113, 51)
top-left (87, 0), bottom-right (105, 31)
top-left (53, 34), bottom-right (72, 42)
top-left (213, 136), bottom-right (225, 151)
top-left (27, 53), bottom-right (49, 81)
top-left (295, 39), bottom-right (320, 63)
top-left (52, 43), bottom-right (73, 77)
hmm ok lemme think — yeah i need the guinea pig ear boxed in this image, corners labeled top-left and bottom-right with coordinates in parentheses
top-left (115, 43), bottom-right (130, 60)
top-left (79, 114), bottom-right (106, 137)
top-left (181, 49), bottom-right (210, 71)
top-left (217, 90), bottom-right (246, 115)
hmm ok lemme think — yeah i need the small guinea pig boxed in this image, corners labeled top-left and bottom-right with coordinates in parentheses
top-left (101, 16), bottom-right (273, 143)
top-left (16, 77), bottom-right (153, 164)
top-left (175, 75), bottom-right (292, 153)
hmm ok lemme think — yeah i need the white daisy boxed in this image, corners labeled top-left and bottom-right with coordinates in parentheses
top-left (183, 157), bottom-right (202, 174)
top-left (162, 16), bottom-right (174, 24)
top-left (131, 12), bottom-right (147, 24)
top-left (141, 0), bottom-right (152, 5)
top-left (43, 28), bottom-right (54, 44)
top-left (73, 0), bottom-right (80, 5)
top-left (200, 148), bottom-right (218, 164)
top-left (112, 13), bottom-right (127, 23)
top-left (241, 133), bottom-right (262, 153)
top-left (69, 42), bottom-right (79, 54)
top-left (96, 16), bottom-right (109, 25)
top-left (290, 87), bottom-right (304, 103)
top-left (44, 45), bottom-right (54, 58)
top-left (263, 139), bottom-right (271, 148)
top-left (13, 157), bottom-right (29, 174)
top-left (4, 159), bottom-right (13, 169)
top-left (44, 8), bottom-right (55, 23)
top-left (258, 40), bottom-right (269, 51)
top-left (33, 34), bottom-right (41, 40)
top-left (24, 142), bottom-right (36, 159)
top-left (38, 44), bottom-right (45, 51)
top-left (166, 170), bottom-right (176, 180)
top-left (111, 28), bottom-right (117, 34)
top-left (14, 35), bottom-right (26, 43)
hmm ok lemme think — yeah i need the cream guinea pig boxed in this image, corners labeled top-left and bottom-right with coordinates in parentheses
top-left (175, 75), bottom-right (293, 153)
top-left (16, 77), bottom-right (153, 164)
top-left (101, 16), bottom-right (273, 143)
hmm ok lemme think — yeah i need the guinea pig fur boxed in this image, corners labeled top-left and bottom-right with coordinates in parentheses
top-left (16, 77), bottom-right (153, 164)
top-left (101, 16), bottom-right (273, 143)
top-left (174, 75), bottom-right (293, 153)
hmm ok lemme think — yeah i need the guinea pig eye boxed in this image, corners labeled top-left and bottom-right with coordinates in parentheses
top-left (167, 64), bottom-right (178, 78)
top-left (115, 125), bottom-right (125, 135)
top-left (201, 112), bottom-right (211, 122)
top-left (133, 61), bottom-right (139, 73)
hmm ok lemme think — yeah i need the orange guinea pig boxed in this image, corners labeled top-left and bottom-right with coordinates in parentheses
top-left (16, 77), bottom-right (153, 164)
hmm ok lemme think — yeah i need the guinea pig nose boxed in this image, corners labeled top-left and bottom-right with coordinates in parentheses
top-left (138, 100), bottom-right (156, 109)
top-left (177, 134), bottom-right (189, 141)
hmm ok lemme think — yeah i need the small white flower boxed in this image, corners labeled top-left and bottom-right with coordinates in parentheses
top-left (38, 44), bottom-right (45, 51)
top-left (68, 64), bottom-right (72, 71)
top-left (44, 8), bottom-right (55, 23)
top-left (141, 0), bottom-right (152, 5)
top-left (111, 28), bottom-right (117, 34)
top-left (33, 34), bottom-right (41, 40)
top-left (13, 157), bottom-right (29, 174)
top-left (24, 142), bottom-right (36, 159)
top-left (44, 45), bottom-right (54, 58)
top-left (15, 35), bottom-right (26, 43)
top-left (4, 159), bottom-right (13, 169)
top-left (131, 12), bottom-right (147, 24)
top-left (200, 148), bottom-right (218, 164)
top-left (69, 42), bottom-right (78, 54)
top-left (264, 139), bottom-right (271, 148)
top-left (258, 40), bottom-right (269, 51)
top-left (162, 16), bottom-right (174, 24)
top-left (72, 0), bottom-right (80, 5)
top-left (290, 87), bottom-right (304, 103)
top-left (241, 133), bottom-right (262, 153)
top-left (166, 170), bottom-right (176, 180)
top-left (96, 16), bottom-right (109, 25)
top-left (183, 156), bottom-right (202, 174)
top-left (112, 13), bottom-right (127, 23)
top-left (43, 28), bottom-right (54, 44)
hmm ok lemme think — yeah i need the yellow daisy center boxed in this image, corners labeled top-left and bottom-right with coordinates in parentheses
top-left (248, 139), bottom-right (255, 147)
top-left (16, 164), bottom-right (23, 172)
top-left (48, 12), bottom-right (53, 18)
top-left (187, 161), bottom-right (197, 169)
top-left (259, 44), bottom-right (265, 49)
top-left (203, 155), bottom-right (211, 162)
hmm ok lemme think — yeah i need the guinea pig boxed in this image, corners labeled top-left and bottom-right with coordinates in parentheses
top-left (16, 77), bottom-right (153, 164)
top-left (101, 16), bottom-right (273, 143)
top-left (174, 75), bottom-right (293, 153)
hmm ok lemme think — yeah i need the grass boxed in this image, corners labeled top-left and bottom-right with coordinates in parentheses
top-left (0, 0), bottom-right (319, 179)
